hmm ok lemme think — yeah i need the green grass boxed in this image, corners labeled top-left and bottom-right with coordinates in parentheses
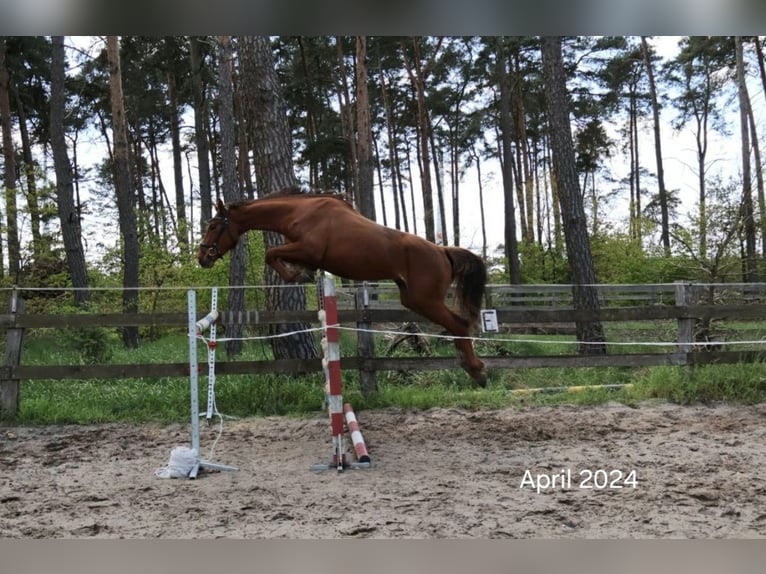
top-left (9, 325), bottom-right (766, 425)
top-left (21, 377), bottom-right (192, 424)
top-left (628, 363), bottom-right (766, 405)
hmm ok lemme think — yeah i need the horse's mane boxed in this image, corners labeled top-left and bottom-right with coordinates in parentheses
top-left (227, 186), bottom-right (355, 209)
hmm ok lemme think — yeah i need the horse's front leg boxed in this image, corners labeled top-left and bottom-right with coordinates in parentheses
top-left (265, 244), bottom-right (316, 283)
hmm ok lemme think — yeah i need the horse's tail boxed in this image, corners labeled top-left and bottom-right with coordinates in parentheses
top-left (444, 246), bottom-right (487, 328)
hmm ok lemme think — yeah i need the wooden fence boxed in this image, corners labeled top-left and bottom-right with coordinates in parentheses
top-left (2, 281), bottom-right (766, 419)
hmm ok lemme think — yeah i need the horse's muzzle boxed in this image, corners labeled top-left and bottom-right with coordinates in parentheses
top-left (197, 248), bottom-right (217, 268)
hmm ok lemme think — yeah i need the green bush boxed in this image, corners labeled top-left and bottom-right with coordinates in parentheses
top-left (69, 327), bottom-right (115, 364)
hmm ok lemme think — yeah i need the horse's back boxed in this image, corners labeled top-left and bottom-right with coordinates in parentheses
top-left (322, 206), bottom-right (448, 281)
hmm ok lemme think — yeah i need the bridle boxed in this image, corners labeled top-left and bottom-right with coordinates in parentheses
top-left (199, 208), bottom-right (237, 259)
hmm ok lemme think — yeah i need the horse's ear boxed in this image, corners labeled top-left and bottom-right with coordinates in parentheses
top-left (216, 198), bottom-right (226, 214)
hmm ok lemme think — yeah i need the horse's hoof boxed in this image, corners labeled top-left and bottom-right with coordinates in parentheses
top-left (473, 370), bottom-right (488, 388)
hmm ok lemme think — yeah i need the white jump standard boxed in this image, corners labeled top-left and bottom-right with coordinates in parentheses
top-left (187, 288), bottom-right (238, 479)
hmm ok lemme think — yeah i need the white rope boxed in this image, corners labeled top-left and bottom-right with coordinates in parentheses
top-left (2, 283), bottom-right (323, 292)
top-left (337, 325), bottom-right (766, 348)
top-left (195, 324), bottom-right (766, 349)
top-left (203, 326), bottom-right (766, 348)
top-left (205, 397), bottom-right (226, 463)
top-left (201, 325), bottom-right (328, 344)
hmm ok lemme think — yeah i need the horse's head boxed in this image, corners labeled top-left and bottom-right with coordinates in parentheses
top-left (197, 199), bottom-right (241, 268)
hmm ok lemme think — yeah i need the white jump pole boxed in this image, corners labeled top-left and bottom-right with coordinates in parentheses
top-left (187, 288), bottom-right (238, 479)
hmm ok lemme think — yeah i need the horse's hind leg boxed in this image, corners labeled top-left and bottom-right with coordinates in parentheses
top-left (399, 291), bottom-right (487, 387)
top-left (453, 336), bottom-right (487, 387)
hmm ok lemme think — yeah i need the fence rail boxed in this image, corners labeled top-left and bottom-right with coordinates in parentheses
top-left (2, 281), bottom-right (766, 419)
top-left (2, 302), bottom-right (766, 329)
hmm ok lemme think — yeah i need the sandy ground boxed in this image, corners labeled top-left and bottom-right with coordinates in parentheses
top-left (1, 401), bottom-right (766, 539)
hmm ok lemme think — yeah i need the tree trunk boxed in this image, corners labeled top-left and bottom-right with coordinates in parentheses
top-left (239, 35), bottom-right (318, 361)
top-left (144, 127), bottom-right (162, 242)
top-left (50, 36), bottom-right (90, 308)
top-left (378, 62), bottom-right (406, 232)
top-left (234, 71), bottom-right (255, 200)
top-left (540, 36), bottom-right (606, 354)
top-left (167, 69), bottom-right (187, 251)
top-left (406, 143), bottom-right (419, 236)
top-left (353, 37), bottom-right (378, 394)
top-left (450, 128), bottom-right (461, 248)
top-left (630, 89), bottom-right (642, 245)
top-left (355, 36), bottom-right (376, 221)
top-left (218, 36), bottom-right (247, 357)
top-left (429, 125), bottom-right (448, 244)
top-left (190, 36), bottom-right (213, 230)
top-left (496, 38), bottom-right (521, 284)
top-left (401, 37), bottom-right (441, 243)
top-left (13, 86), bottom-right (43, 260)
top-left (132, 134), bottom-right (150, 240)
top-left (744, 40), bottom-right (766, 258)
top-left (0, 39), bottom-right (20, 278)
top-left (546, 132), bottom-right (563, 255)
top-left (397, 143), bottom-right (410, 232)
top-left (299, 38), bottom-right (322, 189)
top-left (373, 136), bottom-right (388, 227)
top-left (755, 37), bottom-right (766, 110)
top-left (641, 37), bottom-right (671, 256)
top-left (149, 135), bottom-right (177, 244)
top-left (747, 97), bottom-right (766, 259)
top-left (106, 36), bottom-right (140, 348)
top-left (506, 45), bottom-right (530, 244)
top-left (533, 138), bottom-right (544, 246)
top-left (472, 147), bottom-right (489, 261)
top-left (735, 36), bottom-right (758, 281)
top-left (692, 73), bottom-right (710, 261)
top-left (511, 47), bottom-right (535, 245)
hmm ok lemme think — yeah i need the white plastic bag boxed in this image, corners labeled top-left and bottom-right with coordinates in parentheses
top-left (155, 446), bottom-right (199, 478)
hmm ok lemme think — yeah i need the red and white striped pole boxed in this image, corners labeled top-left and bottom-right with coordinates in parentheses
top-left (318, 273), bottom-right (346, 470)
top-left (344, 403), bottom-right (371, 463)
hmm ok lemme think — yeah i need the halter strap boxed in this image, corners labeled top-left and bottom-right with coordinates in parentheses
top-left (199, 207), bottom-right (236, 256)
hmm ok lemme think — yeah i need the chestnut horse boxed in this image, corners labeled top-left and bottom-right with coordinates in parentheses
top-left (197, 188), bottom-right (488, 386)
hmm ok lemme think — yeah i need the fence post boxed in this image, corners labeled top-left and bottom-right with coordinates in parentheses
top-left (675, 281), bottom-right (694, 361)
top-left (1, 288), bottom-right (25, 421)
top-left (356, 282), bottom-right (377, 395)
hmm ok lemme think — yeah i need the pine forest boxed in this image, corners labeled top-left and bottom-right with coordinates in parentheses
top-left (1, 36), bottom-right (765, 317)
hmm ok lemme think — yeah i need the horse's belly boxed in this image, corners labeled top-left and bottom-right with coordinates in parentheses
top-left (322, 250), bottom-right (394, 281)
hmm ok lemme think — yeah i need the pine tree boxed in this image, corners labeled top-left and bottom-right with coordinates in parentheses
top-left (106, 36), bottom-right (140, 348)
top-left (50, 36), bottom-right (90, 307)
top-left (239, 35), bottom-right (318, 361)
top-left (541, 36), bottom-right (606, 354)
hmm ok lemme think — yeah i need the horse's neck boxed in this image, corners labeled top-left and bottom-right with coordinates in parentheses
top-left (230, 199), bottom-right (292, 234)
